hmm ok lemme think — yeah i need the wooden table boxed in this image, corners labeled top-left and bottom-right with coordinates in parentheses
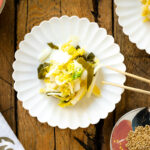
top-left (0, 0), bottom-right (150, 149)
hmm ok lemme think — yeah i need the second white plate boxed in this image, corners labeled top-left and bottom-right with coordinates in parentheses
top-left (115, 0), bottom-right (150, 54)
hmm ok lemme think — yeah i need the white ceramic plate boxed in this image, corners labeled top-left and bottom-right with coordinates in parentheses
top-left (12, 16), bottom-right (126, 129)
top-left (115, 0), bottom-right (150, 54)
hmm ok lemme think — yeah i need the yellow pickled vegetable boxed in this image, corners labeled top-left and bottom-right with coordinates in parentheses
top-left (38, 37), bottom-right (101, 107)
top-left (141, 0), bottom-right (150, 22)
top-left (92, 85), bottom-right (100, 96)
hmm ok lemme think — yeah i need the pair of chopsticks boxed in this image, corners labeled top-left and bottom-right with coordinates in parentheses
top-left (101, 65), bottom-right (150, 95)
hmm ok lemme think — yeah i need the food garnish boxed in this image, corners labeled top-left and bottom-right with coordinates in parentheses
top-left (37, 37), bottom-right (100, 107)
top-left (126, 125), bottom-right (150, 150)
top-left (126, 108), bottom-right (150, 150)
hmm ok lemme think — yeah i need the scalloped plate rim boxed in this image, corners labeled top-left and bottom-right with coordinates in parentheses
top-left (12, 15), bottom-right (126, 129)
top-left (114, 0), bottom-right (150, 55)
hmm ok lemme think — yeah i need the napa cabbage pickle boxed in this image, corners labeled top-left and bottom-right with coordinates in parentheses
top-left (38, 63), bottom-right (50, 79)
top-left (58, 100), bottom-right (72, 107)
top-left (38, 37), bottom-right (100, 107)
top-left (48, 42), bottom-right (59, 49)
top-left (58, 96), bottom-right (72, 107)
top-left (76, 57), bottom-right (94, 89)
top-left (75, 45), bottom-right (80, 50)
top-left (72, 68), bottom-right (83, 80)
top-left (86, 52), bottom-right (95, 62)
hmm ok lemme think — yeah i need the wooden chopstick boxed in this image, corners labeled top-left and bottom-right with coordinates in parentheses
top-left (100, 65), bottom-right (150, 95)
top-left (102, 81), bottom-right (150, 95)
top-left (105, 66), bottom-right (150, 84)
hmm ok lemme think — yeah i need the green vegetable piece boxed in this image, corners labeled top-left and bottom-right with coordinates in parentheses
top-left (75, 45), bottom-right (80, 50)
top-left (72, 72), bottom-right (81, 80)
top-left (48, 42), bottom-right (59, 49)
top-left (77, 57), bottom-right (94, 89)
top-left (87, 52), bottom-right (95, 62)
top-left (38, 63), bottom-right (50, 79)
top-left (72, 68), bottom-right (82, 80)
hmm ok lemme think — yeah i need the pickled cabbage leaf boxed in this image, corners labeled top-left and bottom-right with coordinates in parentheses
top-left (38, 63), bottom-right (50, 79)
top-left (48, 42), bottom-right (59, 49)
top-left (76, 57), bottom-right (94, 88)
top-left (58, 100), bottom-right (72, 107)
top-left (86, 52), bottom-right (95, 62)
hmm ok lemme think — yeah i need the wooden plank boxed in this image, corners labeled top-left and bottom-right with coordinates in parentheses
top-left (55, 0), bottom-right (97, 150)
top-left (17, 0), bottom-right (60, 149)
top-left (97, 0), bottom-right (114, 149)
top-left (98, 0), bottom-right (112, 35)
top-left (17, 101), bottom-right (55, 150)
top-left (55, 126), bottom-right (96, 150)
top-left (60, 0), bottom-right (94, 21)
top-left (0, 0), bottom-right (16, 132)
top-left (114, 1), bottom-right (150, 123)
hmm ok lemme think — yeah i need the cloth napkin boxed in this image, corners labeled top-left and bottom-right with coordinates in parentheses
top-left (0, 113), bottom-right (24, 150)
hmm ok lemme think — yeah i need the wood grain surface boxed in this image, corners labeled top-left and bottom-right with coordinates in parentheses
top-left (0, 0), bottom-right (16, 132)
top-left (97, 1), bottom-right (114, 150)
top-left (0, 0), bottom-right (149, 150)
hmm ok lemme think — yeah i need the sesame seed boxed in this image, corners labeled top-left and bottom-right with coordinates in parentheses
top-left (126, 125), bottom-right (150, 150)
